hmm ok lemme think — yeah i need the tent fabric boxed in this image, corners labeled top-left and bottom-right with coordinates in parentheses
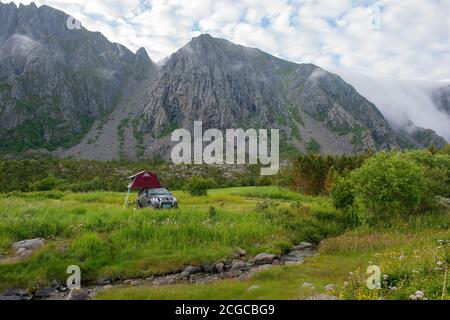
top-left (128, 171), bottom-right (161, 190)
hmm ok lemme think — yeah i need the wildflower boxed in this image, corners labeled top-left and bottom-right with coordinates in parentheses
top-left (389, 286), bottom-right (397, 291)
top-left (343, 282), bottom-right (349, 287)
top-left (415, 291), bottom-right (424, 299)
top-left (437, 261), bottom-right (444, 266)
top-left (383, 274), bottom-right (389, 280)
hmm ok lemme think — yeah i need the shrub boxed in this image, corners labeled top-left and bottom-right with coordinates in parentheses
top-left (331, 176), bottom-right (355, 210)
top-left (29, 175), bottom-right (58, 191)
top-left (184, 176), bottom-right (213, 196)
top-left (350, 152), bottom-right (426, 219)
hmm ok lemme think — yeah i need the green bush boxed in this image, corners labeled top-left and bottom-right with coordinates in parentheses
top-left (331, 176), bottom-right (355, 210)
top-left (350, 152), bottom-right (426, 219)
top-left (184, 176), bottom-right (214, 196)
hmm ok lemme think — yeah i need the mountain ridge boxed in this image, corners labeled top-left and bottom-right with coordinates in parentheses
top-left (0, 3), bottom-right (447, 161)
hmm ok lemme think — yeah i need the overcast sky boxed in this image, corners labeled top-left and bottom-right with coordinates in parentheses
top-left (8, 0), bottom-right (450, 82)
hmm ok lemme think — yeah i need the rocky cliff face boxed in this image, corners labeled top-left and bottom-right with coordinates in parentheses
top-left (0, 2), bottom-right (155, 155)
top-left (139, 34), bottom-right (407, 154)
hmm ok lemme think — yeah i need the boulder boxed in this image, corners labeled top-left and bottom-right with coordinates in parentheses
top-left (254, 253), bottom-right (277, 265)
top-left (231, 260), bottom-right (246, 271)
top-left (66, 288), bottom-right (91, 300)
top-left (12, 238), bottom-right (45, 253)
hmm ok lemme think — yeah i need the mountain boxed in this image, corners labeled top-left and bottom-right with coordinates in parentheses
top-left (0, 3), bottom-right (446, 161)
top-left (0, 2), bottom-right (156, 156)
top-left (138, 34), bottom-right (440, 156)
top-left (432, 84), bottom-right (450, 115)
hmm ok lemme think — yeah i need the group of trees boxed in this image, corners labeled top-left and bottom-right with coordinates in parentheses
top-left (278, 151), bottom-right (372, 195)
top-left (0, 159), bottom-right (271, 193)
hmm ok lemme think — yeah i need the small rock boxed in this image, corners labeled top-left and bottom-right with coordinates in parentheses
top-left (226, 270), bottom-right (243, 278)
top-left (237, 248), bottom-right (246, 257)
top-left (104, 285), bottom-right (113, 290)
top-left (184, 265), bottom-right (201, 275)
top-left (66, 288), bottom-right (91, 300)
top-left (231, 260), bottom-right (246, 271)
top-left (292, 242), bottom-right (312, 251)
top-left (202, 264), bottom-right (215, 273)
top-left (280, 255), bottom-right (299, 263)
top-left (123, 279), bottom-right (133, 285)
top-left (238, 273), bottom-right (252, 281)
top-left (180, 271), bottom-right (190, 279)
top-left (302, 282), bottom-right (314, 288)
top-left (324, 284), bottom-right (336, 292)
top-left (272, 259), bottom-right (280, 265)
top-left (247, 285), bottom-right (261, 292)
top-left (254, 253), bottom-right (277, 265)
top-left (215, 263), bottom-right (225, 273)
top-left (34, 287), bottom-right (58, 298)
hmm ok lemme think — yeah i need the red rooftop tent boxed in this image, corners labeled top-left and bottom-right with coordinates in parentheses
top-left (124, 171), bottom-right (161, 208)
top-left (128, 171), bottom-right (161, 189)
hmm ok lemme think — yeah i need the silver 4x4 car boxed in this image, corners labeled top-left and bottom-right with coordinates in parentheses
top-left (137, 188), bottom-right (178, 209)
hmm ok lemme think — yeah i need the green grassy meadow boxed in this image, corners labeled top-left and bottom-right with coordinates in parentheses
top-left (0, 186), bottom-right (448, 300)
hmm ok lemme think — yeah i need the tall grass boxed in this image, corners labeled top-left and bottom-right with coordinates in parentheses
top-left (0, 187), bottom-right (337, 290)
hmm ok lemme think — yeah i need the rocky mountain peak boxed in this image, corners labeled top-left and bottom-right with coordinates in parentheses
top-left (0, 2), bottom-right (156, 156)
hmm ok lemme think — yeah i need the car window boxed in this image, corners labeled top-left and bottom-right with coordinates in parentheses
top-left (146, 188), bottom-right (170, 196)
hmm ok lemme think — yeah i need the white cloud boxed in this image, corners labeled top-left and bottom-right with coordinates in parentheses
top-left (7, 0), bottom-right (447, 82)
top-left (337, 70), bottom-right (450, 141)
